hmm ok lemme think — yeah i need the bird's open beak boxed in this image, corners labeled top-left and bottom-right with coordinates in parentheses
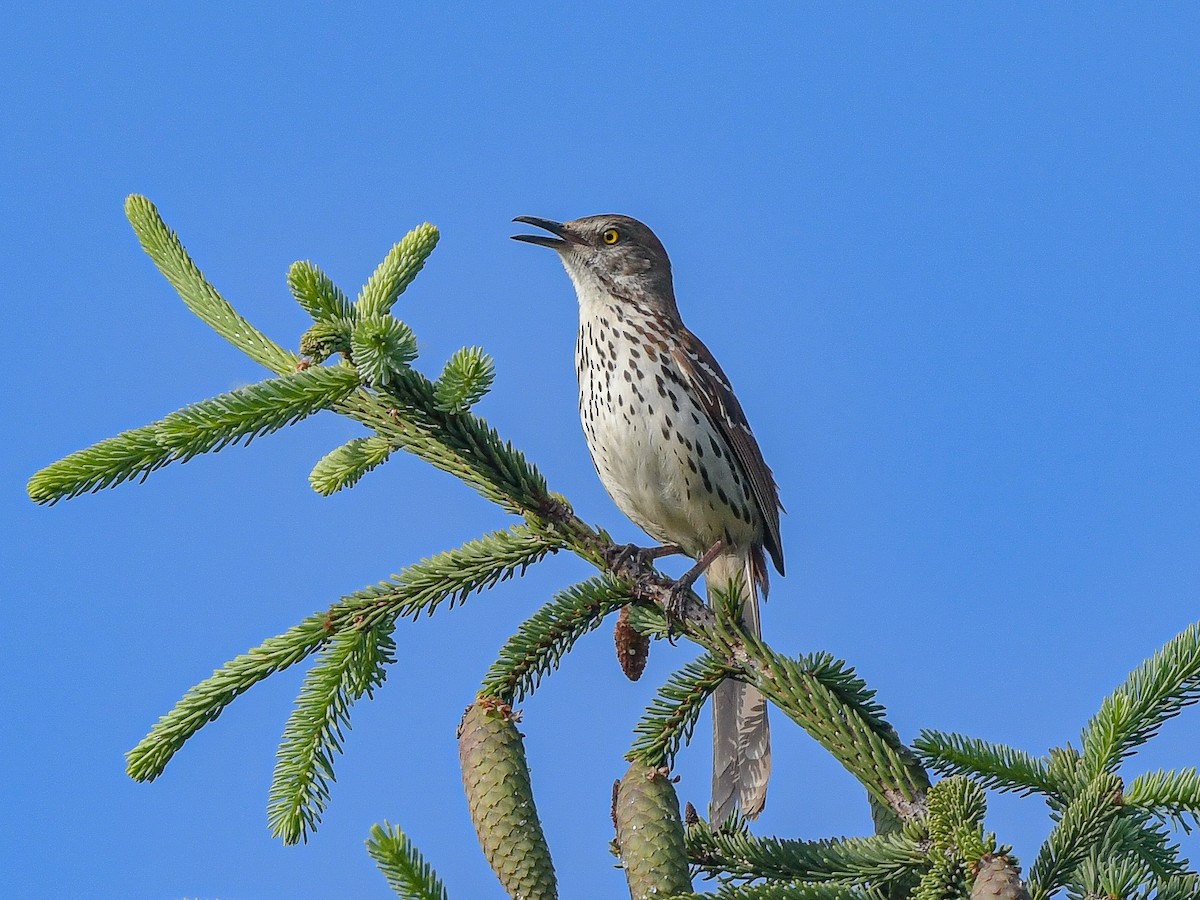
top-left (511, 216), bottom-right (582, 249)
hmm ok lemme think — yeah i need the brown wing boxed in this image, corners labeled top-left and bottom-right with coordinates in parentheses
top-left (672, 329), bottom-right (785, 583)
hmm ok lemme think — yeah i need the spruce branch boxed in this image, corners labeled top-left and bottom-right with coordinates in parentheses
top-left (346, 366), bottom-right (550, 515)
top-left (334, 525), bottom-right (561, 628)
top-left (27, 424), bottom-right (176, 505)
top-left (926, 776), bottom-right (988, 857)
top-left (913, 732), bottom-right (1057, 798)
top-left (366, 822), bottom-right (449, 900)
top-left (1153, 874), bottom-right (1200, 900)
top-left (300, 317), bottom-right (354, 362)
top-left (127, 525), bottom-right (557, 781)
top-left (1027, 772), bottom-right (1123, 900)
top-left (124, 194), bottom-right (297, 374)
top-left (478, 576), bottom-right (631, 704)
top-left (627, 653), bottom-right (732, 769)
top-left (356, 223), bottom-right (440, 318)
top-left (29, 367), bottom-right (361, 504)
top-left (350, 315), bottom-right (418, 387)
top-left (156, 365), bottom-right (361, 461)
top-left (268, 626), bottom-right (395, 844)
top-left (1125, 767), bottom-right (1200, 831)
top-left (1092, 810), bottom-right (1189, 882)
top-left (599, 557), bottom-right (932, 818)
top-left (741, 637), bottom-right (931, 811)
top-left (1080, 622), bottom-right (1200, 778)
top-left (674, 883), bottom-right (873, 899)
top-left (289, 260), bottom-right (353, 322)
top-left (685, 820), bottom-right (925, 886)
top-left (435, 346), bottom-right (496, 413)
top-left (309, 435), bottom-right (393, 495)
top-left (127, 614), bottom-right (333, 782)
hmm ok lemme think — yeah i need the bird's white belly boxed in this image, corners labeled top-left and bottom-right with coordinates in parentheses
top-left (579, 365), bottom-right (758, 557)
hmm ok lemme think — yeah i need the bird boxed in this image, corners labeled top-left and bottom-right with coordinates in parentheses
top-left (512, 214), bottom-right (785, 821)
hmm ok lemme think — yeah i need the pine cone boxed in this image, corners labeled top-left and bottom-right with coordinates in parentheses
top-left (971, 854), bottom-right (1030, 900)
top-left (614, 763), bottom-right (691, 899)
top-left (614, 605), bottom-right (650, 681)
top-left (458, 698), bottom-right (557, 899)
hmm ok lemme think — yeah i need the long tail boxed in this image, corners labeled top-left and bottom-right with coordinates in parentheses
top-left (707, 550), bottom-right (770, 822)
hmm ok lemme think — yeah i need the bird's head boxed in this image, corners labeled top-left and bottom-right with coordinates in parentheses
top-left (512, 214), bottom-right (676, 310)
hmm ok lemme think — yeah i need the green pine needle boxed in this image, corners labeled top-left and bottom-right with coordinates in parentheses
top-left (479, 576), bottom-right (631, 703)
top-left (28, 424), bottom-right (176, 504)
top-left (289, 260), bottom-right (353, 321)
top-left (124, 194), bottom-right (296, 374)
top-left (1154, 874), bottom-right (1200, 900)
top-left (1027, 772), bottom-right (1123, 900)
top-left (1080, 622), bottom-right (1200, 778)
top-left (627, 654), bottom-right (731, 768)
top-left (269, 627), bottom-right (395, 844)
top-left (926, 776), bottom-right (987, 845)
top-left (126, 525), bottom-right (558, 782)
top-left (366, 822), bottom-right (449, 900)
top-left (356, 224), bottom-right (440, 318)
top-left (1099, 810), bottom-right (1190, 881)
top-left (350, 316), bottom-right (418, 386)
top-left (913, 731), bottom-right (1057, 798)
top-left (127, 615), bottom-right (333, 782)
top-left (309, 436), bottom-right (393, 495)
top-left (30, 367), bottom-right (360, 503)
top-left (355, 366), bottom-right (549, 513)
top-left (673, 885), bottom-right (870, 900)
top-left (1125, 767), bottom-right (1200, 831)
top-left (685, 818), bottom-right (924, 886)
top-left (744, 639), bottom-right (930, 808)
top-left (434, 346), bottom-right (496, 412)
top-left (156, 365), bottom-right (362, 461)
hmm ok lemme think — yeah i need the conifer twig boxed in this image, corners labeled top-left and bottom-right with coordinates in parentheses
top-left (269, 626), bottom-right (395, 844)
top-left (126, 525), bottom-right (558, 781)
top-left (366, 822), bottom-right (449, 900)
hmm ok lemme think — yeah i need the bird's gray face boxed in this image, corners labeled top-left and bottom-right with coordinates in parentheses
top-left (512, 214), bottom-right (676, 309)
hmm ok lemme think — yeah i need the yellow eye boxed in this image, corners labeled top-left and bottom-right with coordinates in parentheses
top-left (602, 227), bottom-right (620, 245)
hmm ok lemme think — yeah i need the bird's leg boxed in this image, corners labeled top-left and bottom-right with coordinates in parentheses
top-left (603, 542), bottom-right (685, 577)
top-left (665, 538), bottom-right (727, 624)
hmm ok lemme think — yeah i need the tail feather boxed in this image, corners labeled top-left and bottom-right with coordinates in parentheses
top-left (708, 551), bottom-right (771, 822)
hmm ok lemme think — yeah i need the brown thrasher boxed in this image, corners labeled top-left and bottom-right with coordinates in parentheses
top-left (513, 214), bottom-right (785, 821)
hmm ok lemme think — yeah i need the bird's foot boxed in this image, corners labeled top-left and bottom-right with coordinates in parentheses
top-left (602, 542), bottom-right (684, 577)
top-left (663, 583), bottom-right (691, 641)
top-left (661, 538), bottom-right (728, 640)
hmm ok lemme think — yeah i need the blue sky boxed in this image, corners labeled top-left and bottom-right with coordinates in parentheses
top-left (5, 5), bottom-right (1199, 898)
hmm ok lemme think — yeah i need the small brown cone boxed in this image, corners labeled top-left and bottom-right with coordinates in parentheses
top-left (614, 763), bottom-right (692, 899)
top-left (458, 699), bottom-right (557, 899)
top-left (614, 605), bottom-right (650, 681)
top-left (971, 854), bottom-right (1031, 900)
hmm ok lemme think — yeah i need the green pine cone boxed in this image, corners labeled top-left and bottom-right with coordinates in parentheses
top-left (971, 854), bottom-right (1030, 900)
top-left (458, 699), bottom-right (557, 899)
top-left (614, 763), bottom-right (691, 900)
